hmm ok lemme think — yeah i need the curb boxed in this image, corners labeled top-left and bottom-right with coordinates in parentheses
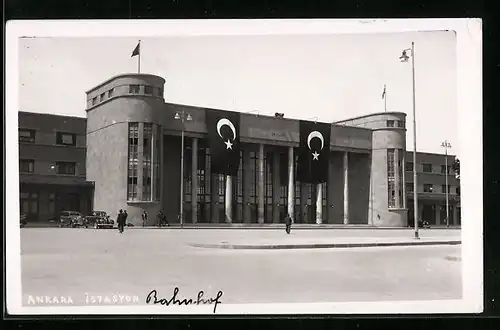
top-left (189, 240), bottom-right (462, 250)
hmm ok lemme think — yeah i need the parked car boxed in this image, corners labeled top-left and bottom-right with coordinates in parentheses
top-left (20, 213), bottom-right (27, 228)
top-left (58, 211), bottom-right (85, 228)
top-left (85, 211), bottom-right (114, 229)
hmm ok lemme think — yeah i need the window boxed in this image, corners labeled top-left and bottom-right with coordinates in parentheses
top-left (440, 165), bottom-right (450, 174)
top-left (56, 132), bottom-right (76, 146)
top-left (92, 97), bottom-right (97, 106)
top-left (56, 162), bottom-right (76, 175)
top-left (100, 93), bottom-right (105, 101)
top-left (441, 185), bottom-right (450, 193)
top-left (406, 183), bottom-right (414, 193)
top-left (397, 120), bottom-right (405, 128)
top-left (405, 162), bottom-right (413, 172)
top-left (20, 191), bottom-right (38, 216)
top-left (387, 120), bottom-right (395, 127)
top-left (20, 159), bottom-right (34, 173)
top-left (423, 184), bottom-right (433, 193)
top-left (127, 123), bottom-right (139, 200)
top-left (48, 192), bottom-right (55, 216)
top-left (129, 85), bottom-right (140, 94)
top-left (387, 149), bottom-right (396, 208)
top-left (144, 85), bottom-right (153, 95)
top-left (422, 163), bottom-right (433, 173)
top-left (155, 87), bottom-right (163, 97)
top-left (143, 123), bottom-right (153, 201)
top-left (108, 89), bottom-right (114, 98)
top-left (19, 129), bottom-right (36, 143)
top-left (456, 187), bottom-right (460, 195)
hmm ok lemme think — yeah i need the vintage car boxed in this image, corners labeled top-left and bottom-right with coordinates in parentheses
top-left (58, 211), bottom-right (85, 228)
top-left (20, 213), bottom-right (27, 228)
top-left (85, 211), bottom-right (114, 229)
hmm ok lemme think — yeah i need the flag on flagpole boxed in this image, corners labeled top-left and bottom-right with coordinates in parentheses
top-left (382, 85), bottom-right (386, 99)
top-left (131, 42), bottom-right (140, 57)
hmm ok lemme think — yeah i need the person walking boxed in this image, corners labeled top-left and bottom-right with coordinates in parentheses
top-left (284, 213), bottom-right (292, 234)
top-left (141, 210), bottom-right (148, 227)
top-left (123, 210), bottom-right (128, 229)
top-left (157, 210), bottom-right (170, 227)
top-left (117, 209), bottom-right (124, 234)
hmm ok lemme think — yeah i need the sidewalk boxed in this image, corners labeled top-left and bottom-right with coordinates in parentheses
top-left (187, 234), bottom-right (461, 250)
top-left (131, 224), bottom-right (462, 230)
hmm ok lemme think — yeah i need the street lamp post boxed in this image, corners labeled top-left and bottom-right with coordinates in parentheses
top-left (400, 42), bottom-right (419, 239)
top-left (174, 110), bottom-right (192, 227)
top-left (441, 140), bottom-right (452, 227)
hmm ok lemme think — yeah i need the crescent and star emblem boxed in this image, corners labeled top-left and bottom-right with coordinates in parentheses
top-left (216, 118), bottom-right (237, 150)
top-left (307, 130), bottom-right (324, 161)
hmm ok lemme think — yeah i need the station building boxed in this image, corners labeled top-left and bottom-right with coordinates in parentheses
top-left (18, 72), bottom-right (461, 227)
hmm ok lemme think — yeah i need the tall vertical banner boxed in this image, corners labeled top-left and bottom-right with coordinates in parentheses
top-left (205, 109), bottom-right (241, 176)
top-left (297, 121), bottom-right (331, 184)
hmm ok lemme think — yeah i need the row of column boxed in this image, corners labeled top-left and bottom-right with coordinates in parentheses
top-left (188, 138), bottom-right (350, 224)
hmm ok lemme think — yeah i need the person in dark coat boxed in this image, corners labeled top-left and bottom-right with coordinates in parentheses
top-left (123, 210), bottom-right (128, 228)
top-left (284, 213), bottom-right (292, 234)
top-left (117, 209), bottom-right (124, 233)
top-left (141, 210), bottom-right (148, 227)
top-left (157, 210), bottom-right (170, 227)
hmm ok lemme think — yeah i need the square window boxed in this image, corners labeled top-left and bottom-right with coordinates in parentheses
top-left (423, 184), bottom-right (433, 193)
top-left (144, 85), bottom-right (153, 95)
top-left (406, 183), bottom-right (414, 192)
top-left (20, 159), bottom-right (34, 173)
top-left (19, 129), bottom-right (36, 143)
top-left (56, 132), bottom-right (76, 146)
top-left (56, 162), bottom-right (76, 175)
top-left (108, 89), bottom-right (114, 98)
top-left (405, 162), bottom-right (414, 172)
top-left (422, 163), bottom-right (433, 173)
top-left (387, 120), bottom-right (395, 127)
top-left (129, 85), bottom-right (140, 94)
top-left (100, 93), bottom-right (105, 101)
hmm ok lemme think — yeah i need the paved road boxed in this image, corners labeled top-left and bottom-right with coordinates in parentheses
top-left (20, 228), bottom-right (462, 305)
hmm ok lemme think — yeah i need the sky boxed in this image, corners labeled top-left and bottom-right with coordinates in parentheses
top-left (18, 31), bottom-right (458, 156)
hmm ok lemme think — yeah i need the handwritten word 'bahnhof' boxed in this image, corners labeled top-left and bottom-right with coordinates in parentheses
top-left (146, 287), bottom-right (223, 313)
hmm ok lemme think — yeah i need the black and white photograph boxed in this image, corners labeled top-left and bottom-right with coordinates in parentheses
top-left (5, 19), bottom-right (482, 315)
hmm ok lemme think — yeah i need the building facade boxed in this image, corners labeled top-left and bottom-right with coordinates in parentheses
top-left (18, 73), bottom-right (460, 227)
top-left (18, 112), bottom-right (94, 222)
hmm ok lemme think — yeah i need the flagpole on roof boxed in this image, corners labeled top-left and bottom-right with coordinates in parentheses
top-left (138, 40), bottom-right (141, 74)
top-left (382, 84), bottom-right (387, 112)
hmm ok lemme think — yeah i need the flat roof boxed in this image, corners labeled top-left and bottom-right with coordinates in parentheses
top-left (332, 111), bottom-right (407, 123)
top-left (19, 111), bottom-right (86, 120)
top-left (85, 73), bottom-right (166, 94)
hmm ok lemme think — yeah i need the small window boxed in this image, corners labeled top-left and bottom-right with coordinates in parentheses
top-left (56, 132), bottom-right (76, 146)
top-left (456, 187), bottom-right (460, 195)
top-left (422, 163), bottom-right (433, 173)
top-left (56, 162), bottom-right (76, 175)
top-left (20, 159), bottom-right (34, 173)
top-left (92, 97), bottom-right (97, 105)
top-left (108, 89), bottom-right (114, 98)
top-left (129, 85), bottom-right (140, 94)
top-left (155, 87), bottom-right (163, 97)
top-left (397, 120), bottom-right (405, 128)
top-left (406, 183), bottom-right (414, 192)
top-left (405, 162), bottom-right (413, 172)
top-left (387, 120), bottom-right (395, 127)
top-left (441, 185), bottom-right (450, 193)
top-left (19, 129), bottom-right (36, 143)
top-left (144, 85), bottom-right (153, 95)
top-left (423, 184), bottom-right (434, 193)
top-left (100, 93), bottom-right (105, 101)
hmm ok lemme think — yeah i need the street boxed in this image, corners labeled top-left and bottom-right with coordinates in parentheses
top-left (20, 228), bottom-right (462, 305)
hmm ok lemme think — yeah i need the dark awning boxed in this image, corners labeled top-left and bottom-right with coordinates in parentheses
top-left (19, 174), bottom-right (95, 187)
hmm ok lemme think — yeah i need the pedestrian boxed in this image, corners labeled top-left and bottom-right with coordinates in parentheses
top-left (157, 210), bottom-right (170, 227)
top-left (284, 213), bottom-right (292, 234)
top-left (117, 209), bottom-right (124, 233)
top-left (123, 210), bottom-right (128, 228)
top-left (142, 210), bottom-right (148, 227)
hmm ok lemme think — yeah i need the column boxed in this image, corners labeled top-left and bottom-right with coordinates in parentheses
top-left (453, 205), bottom-right (458, 226)
top-left (191, 138), bottom-right (198, 224)
top-left (300, 182), bottom-right (308, 224)
top-left (225, 175), bottom-right (233, 223)
top-left (272, 151), bottom-right (281, 224)
top-left (435, 204), bottom-right (441, 226)
top-left (287, 147), bottom-right (295, 223)
top-left (257, 144), bottom-right (265, 224)
top-left (210, 173), bottom-right (219, 223)
top-left (159, 127), bottom-right (164, 220)
top-left (316, 183), bottom-right (322, 224)
top-left (401, 150), bottom-right (406, 209)
top-left (343, 151), bottom-right (349, 225)
top-left (395, 149), bottom-right (400, 208)
top-left (137, 122), bottom-right (144, 201)
top-left (242, 149), bottom-right (252, 224)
